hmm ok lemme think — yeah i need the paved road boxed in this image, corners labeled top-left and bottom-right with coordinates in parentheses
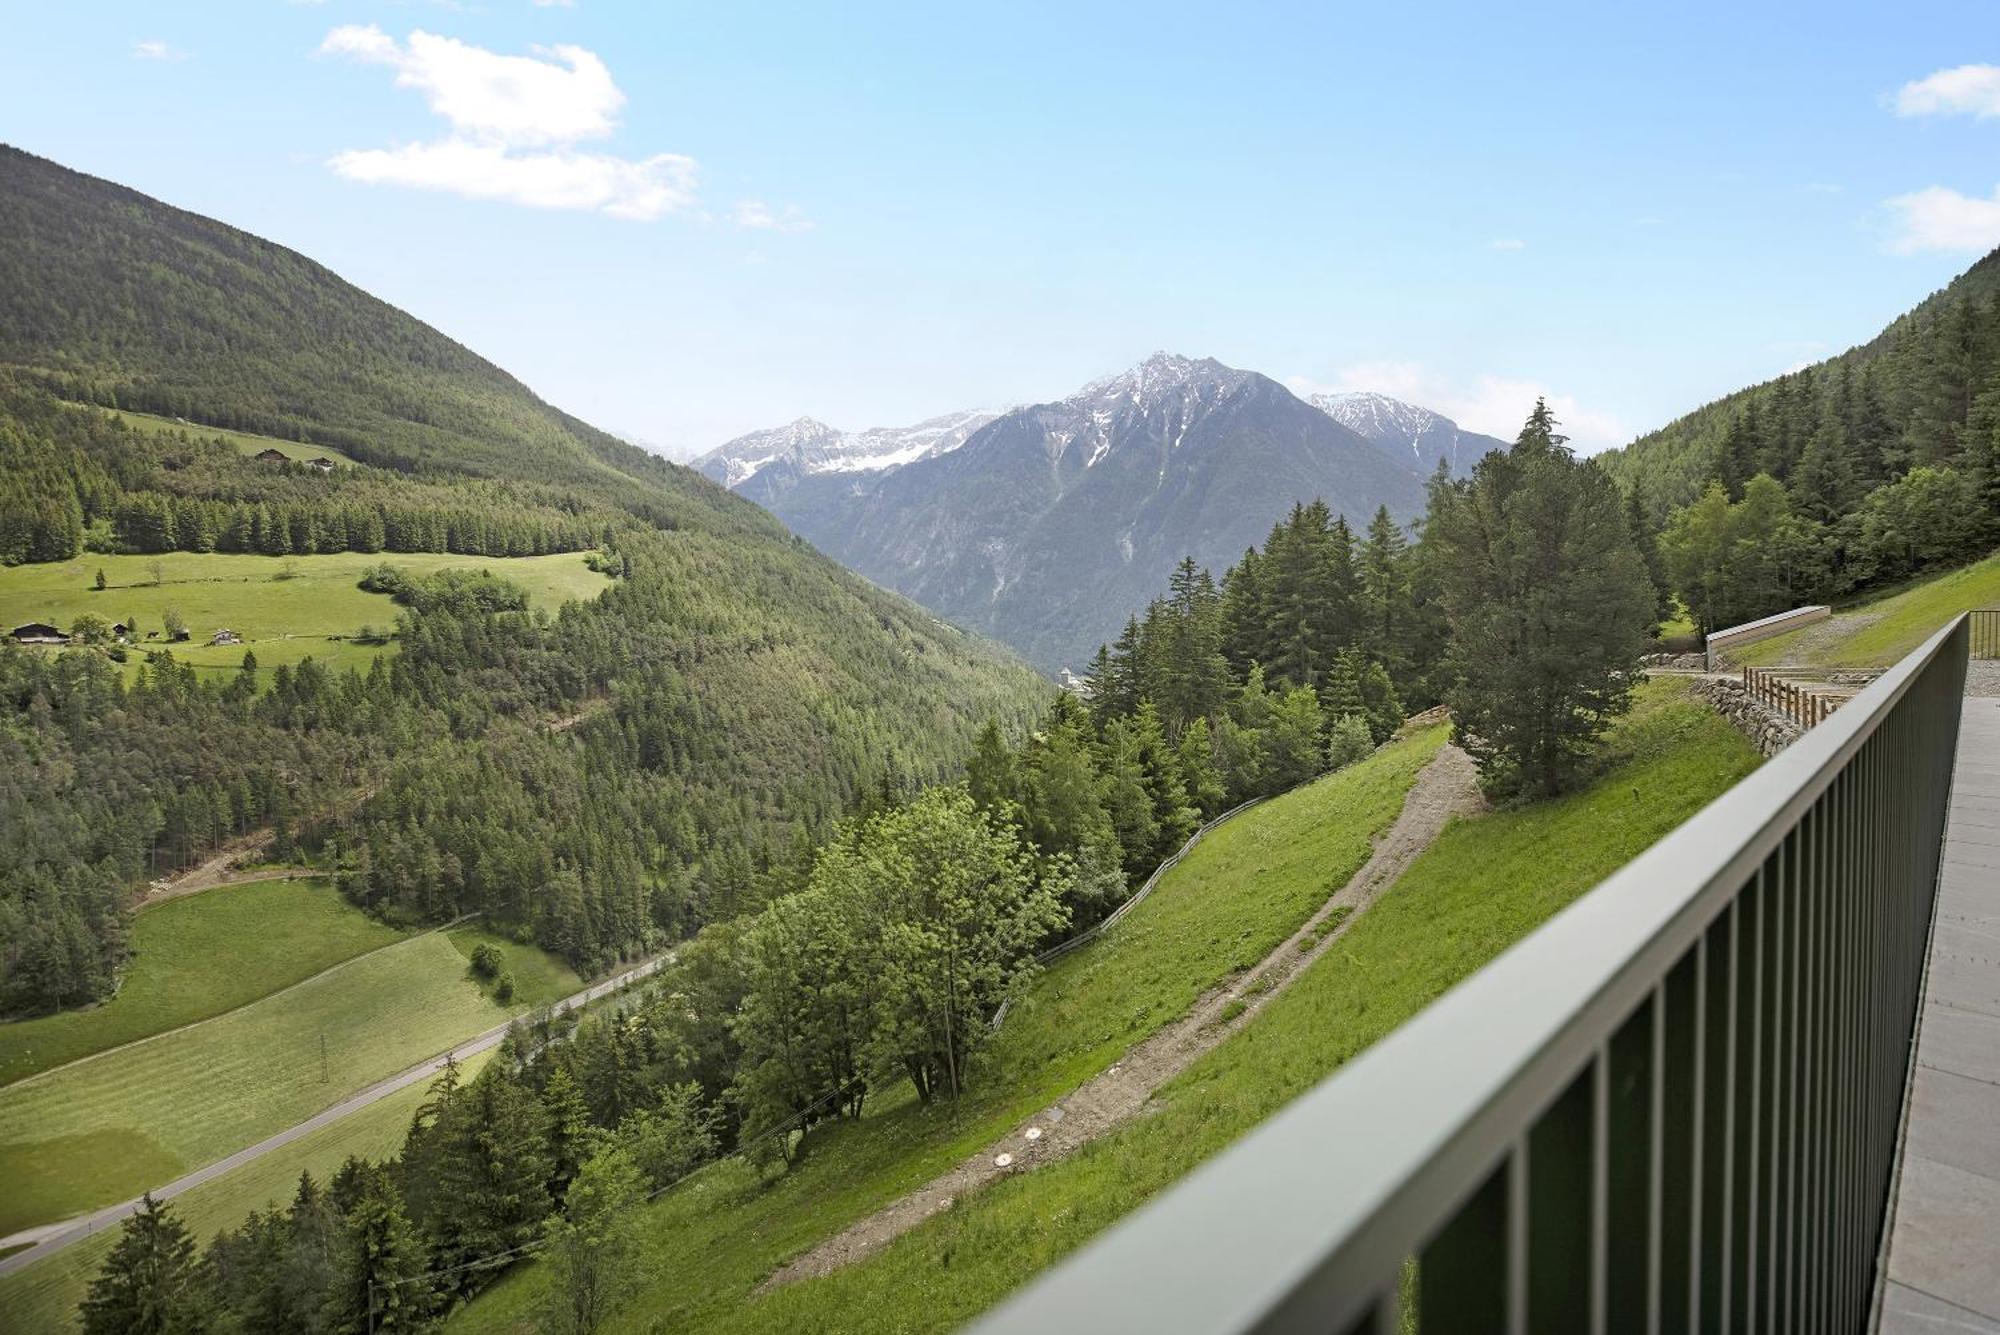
top-left (0, 953), bottom-right (670, 1279)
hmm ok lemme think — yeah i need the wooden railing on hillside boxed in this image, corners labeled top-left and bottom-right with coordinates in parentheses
top-left (1743, 665), bottom-right (1841, 728)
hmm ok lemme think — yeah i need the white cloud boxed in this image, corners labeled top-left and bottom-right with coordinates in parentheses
top-left (133, 39), bottom-right (186, 61)
top-left (1488, 237), bottom-right (1527, 251)
top-left (321, 25), bottom-right (620, 146)
top-left (1287, 360), bottom-right (1632, 454)
top-left (1892, 64), bottom-right (2000, 118)
top-left (732, 200), bottom-right (812, 233)
top-left (321, 25), bottom-right (703, 220)
top-left (330, 140), bottom-right (696, 219)
top-left (1884, 184), bottom-right (2000, 254)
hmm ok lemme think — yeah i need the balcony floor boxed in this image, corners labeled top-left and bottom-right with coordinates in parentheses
top-left (1879, 694), bottom-right (2000, 1333)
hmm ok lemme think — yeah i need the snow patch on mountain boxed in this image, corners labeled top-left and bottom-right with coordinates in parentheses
top-left (697, 409), bottom-right (999, 490)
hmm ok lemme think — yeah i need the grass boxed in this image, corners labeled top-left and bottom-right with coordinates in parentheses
top-left (0, 933), bottom-right (577, 1236)
top-left (93, 404), bottom-right (359, 466)
top-left (446, 925), bottom-right (587, 1010)
top-left (0, 1048), bottom-right (498, 1335)
top-left (449, 725), bottom-right (1449, 1334)
top-left (454, 683), bottom-right (1759, 1334)
top-left (0, 548), bottom-right (612, 682)
top-left (0, 877), bottom-right (407, 1086)
top-left (1737, 548), bottom-right (2000, 668)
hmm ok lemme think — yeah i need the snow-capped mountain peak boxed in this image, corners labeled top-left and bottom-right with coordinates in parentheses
top-left (1075, 352), bottom-right (1252, 410)
top-left (1307, 390), bottom-right (1506, 477)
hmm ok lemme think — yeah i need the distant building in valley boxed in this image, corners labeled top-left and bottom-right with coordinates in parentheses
top-left (309, 456), bottom-right (335, 472)
top-left (253, 447), bottom-right (289, 463)
top-left (211, 627), bottom-right (242, 645)
top-left (10, 622), bottom-right (67, 643)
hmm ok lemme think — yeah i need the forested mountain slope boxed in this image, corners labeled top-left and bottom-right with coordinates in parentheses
top-left (0, 145), bottom-right (1046, 1016)
top-left (1599, 246), bottom-right (2000, 638)
top-left (1603, 247), bottom-right (2000, 519)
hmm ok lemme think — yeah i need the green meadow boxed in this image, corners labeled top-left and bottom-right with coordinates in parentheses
top-left (0, 877), bottom-right (407, 1086)
top-left (0, 1049), bottom-right (499, 1335)
top-left (0, 548), bottom-right (612, 680)
top-left (0, 929), bottom-right (577, 1237)
top-left (454, 682), bottom-right (1760, 1334)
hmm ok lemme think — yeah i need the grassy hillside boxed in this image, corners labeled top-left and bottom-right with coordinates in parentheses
top-left (0, 1048), bottom-right (498, 1335)
top-left (0, 549), bottom-right (612, 679)
top-left (1737, 546), bottom-right (2000, 668)
top-left (452, 682), bottom-right (1757, 1333)
top-left (0, 930), bottom-right (576, 1235)
top-left (450, 725), bottom-right (1448, 1332)
top-left (0, 877), bottom-right (407, 1085)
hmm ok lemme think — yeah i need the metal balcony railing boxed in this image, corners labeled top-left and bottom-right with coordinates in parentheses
top-left (1973, 608), bottom-right (1999, 660)
top-left (977, 616), bottom-right (1971, 1335)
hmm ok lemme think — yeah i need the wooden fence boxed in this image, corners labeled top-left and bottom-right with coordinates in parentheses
top-left (1742, 665), bottom-right (1841, 727)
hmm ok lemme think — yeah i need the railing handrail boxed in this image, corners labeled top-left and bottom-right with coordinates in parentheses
top-left (977, 615), bottom-right (1970, 1334)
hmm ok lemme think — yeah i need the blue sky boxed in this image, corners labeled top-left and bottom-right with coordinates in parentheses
top-left (5, 2), bottom-right (1998, 456)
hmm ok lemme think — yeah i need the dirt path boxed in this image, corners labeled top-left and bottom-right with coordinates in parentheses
top-left (763, 743), bottom-right (1483, 1289)
top-left (141, 832), bottom-right (288, 907)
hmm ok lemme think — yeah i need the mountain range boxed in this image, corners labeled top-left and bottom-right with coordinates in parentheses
top-left (696, 358), bottom-right (1507, 671)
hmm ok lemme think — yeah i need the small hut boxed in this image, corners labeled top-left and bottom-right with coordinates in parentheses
top-left (253, 447), bottom-right (289, 463)
top-left (211, 628), bottom-right (243, 646)
top-left (309, 457), bottom-right (335, 472)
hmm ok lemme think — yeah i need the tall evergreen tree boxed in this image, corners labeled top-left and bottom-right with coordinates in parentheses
top-left (80, 1194), bottom-right (210, 1335)
top-left (1427, 401), bottom-right (1655, 796)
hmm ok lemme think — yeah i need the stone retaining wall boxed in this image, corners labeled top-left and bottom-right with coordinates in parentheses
top-left (1689, 675), bottom-right (1802, 757)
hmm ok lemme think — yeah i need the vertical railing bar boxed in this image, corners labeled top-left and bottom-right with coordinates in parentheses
top-left (1809, 776), bottom-right (1831, 1335)
top-left (1689, 932), bottom-right (1706, 1335)
top-left (1764, 838), bottom-right (1786, 1335)
top-left (1508, 1138), bottom-right (1528, 1335)
top-left (1720, 897), bottom-right (1739, 1330)
top-left (1792, 815), bottom-right (1808, 1335)
top-left (1746, 868), bottom-right (1764, 1327)
top-left (1592, 1046), bottom-right (1609, 1335)
top-left (1648, 980), bottom-right (1665, 1335)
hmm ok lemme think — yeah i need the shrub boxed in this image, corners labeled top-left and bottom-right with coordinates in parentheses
top-left (493, 971), bottom-right (516, 1004)
top-left (468, 942), bottom-right (504, 981)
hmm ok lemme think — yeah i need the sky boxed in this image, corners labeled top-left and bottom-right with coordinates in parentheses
top-left (4, 2), bottom-right (1998, 458)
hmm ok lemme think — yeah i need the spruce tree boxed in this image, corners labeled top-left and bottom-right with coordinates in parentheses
top-left (1428, 400), bottom-right (1654, 797)
top-left (80, 1194), bottom-right (210, 1335)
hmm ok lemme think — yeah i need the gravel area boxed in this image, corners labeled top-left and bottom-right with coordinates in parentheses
top-left (1966, 660), bottom-right (2000, 698)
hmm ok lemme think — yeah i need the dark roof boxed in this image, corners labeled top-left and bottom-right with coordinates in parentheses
top-left (254, 447), bottom-right (289, 461)
top-left (11, 622), bottom-right (61, 638)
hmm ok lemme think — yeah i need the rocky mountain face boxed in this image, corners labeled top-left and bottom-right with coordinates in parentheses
top-left (1309, 390), bottom-right (1508, 478)
top-left (708, 354), bottom-right (1446, 672)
